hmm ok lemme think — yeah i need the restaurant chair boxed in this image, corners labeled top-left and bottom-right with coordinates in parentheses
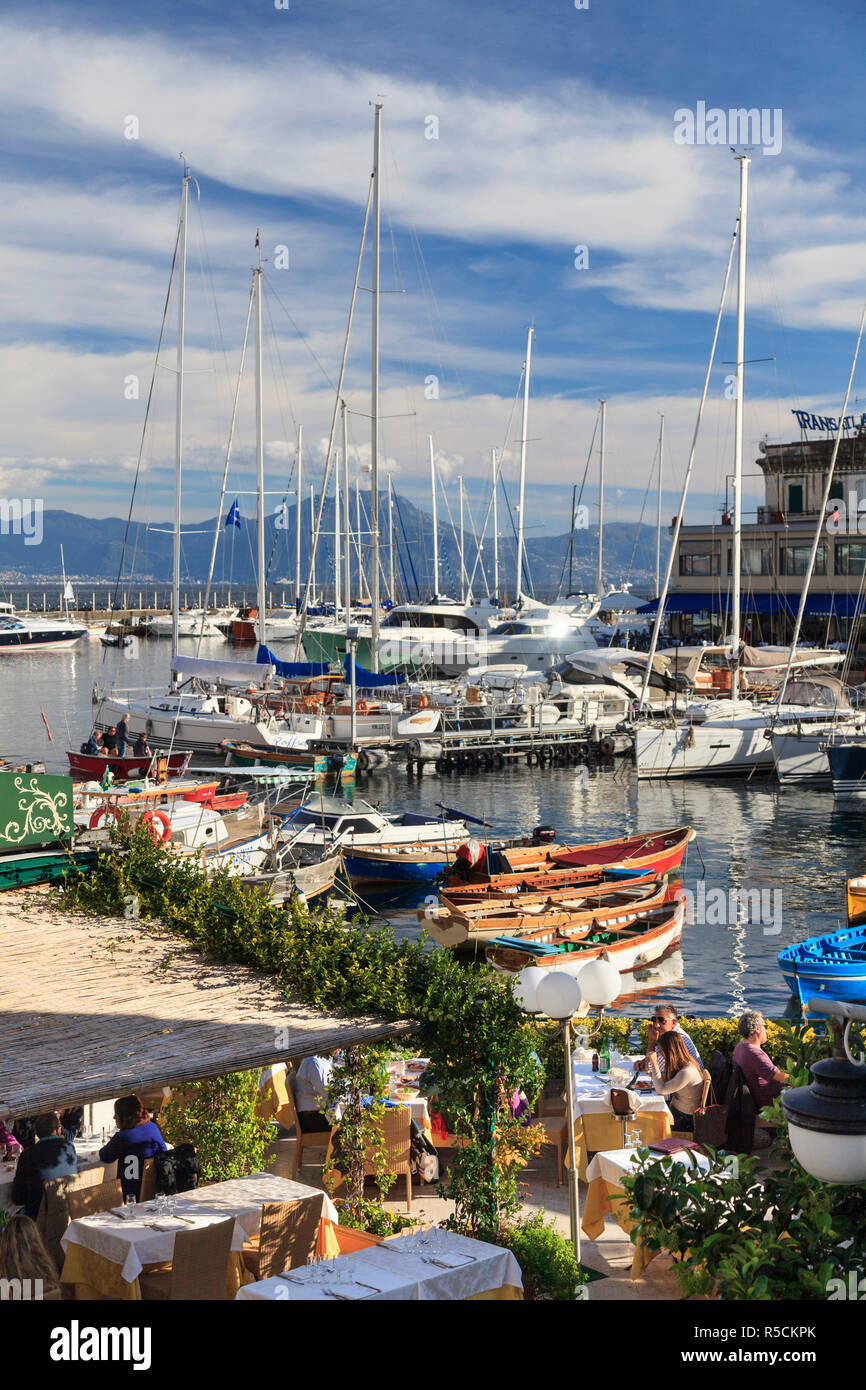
top-left (38, 1169), bottom-right (110, 1268)
top-left (66, 1178), bottom-right (123, 1221)
top-left (671, 1069), bottom-right (713, 1137)
top-left (364, 1108), bottom-right (413, 1212)
top-left (139, 1158), bottom-right (157, 1202)
top-left (242, 1194), bottom-right (326, 1281)
top-left (139, 1218), bottom-right (235, 1301)
top-left (285, 1070), bottom-right (332, 1178)
top-left (528, 1114), bottom-right (567, 1184)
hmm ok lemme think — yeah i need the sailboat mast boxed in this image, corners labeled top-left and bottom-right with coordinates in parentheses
top-left (294, 425), bottom-right (303, 612)
top-left (254, 233), bottom-right (266, 647)
top-left (429, 435), bottom-right (439, 597)
top-left (515, 325), bottom-right (533, 604)
top-left (596, 398), bottom-right (606, 598)
top-left (370, 100), bottom-right (383, 667)
top-left (334, 448), bottom-right (341, 615)
top-left (731, 154), bottom-right (750, 656)
top-left (309, 484), bottom-right (316, 605)
top-left (342, 401), bottom-right (351, 614)
top-left (492, 448), bottom-right (499, 602)
top-left (655, 414), bottom-right (665, 596)
top-left (459, 476), bottom-right (465, 603)
top-left (171, 167), bottom-right (189, 675)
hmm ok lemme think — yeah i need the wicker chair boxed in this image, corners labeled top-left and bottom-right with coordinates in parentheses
top-left (528, 1115), bottom-right (567, 1184)
top-left (242, 1194), bottom-right (326, 1281)
top-left (66, 1178), bottom-right (123, 1221)
top-left (37, 1168), bottom-right (112, 1269)
top-left (671, 1069), bottom-right (713, 1137)
top-left (139, 1218), bottom-right (235, 1301)
top-left (364, 1108), bottom-right (413, 1212)
top-left (284, 1070), bottom-right (332, 1179)
top-left (138, 1158), bottom-right (157, 1203)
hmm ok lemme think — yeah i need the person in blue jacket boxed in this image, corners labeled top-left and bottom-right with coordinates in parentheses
top-left (99, 1095), bottom-right (167, 1201)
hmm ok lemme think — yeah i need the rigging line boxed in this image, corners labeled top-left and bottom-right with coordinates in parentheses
top-left (105, 217), bottom-right (181, 641)
top-left (623, 438), bottom-right (659, 587)
top-left (393, 489), bottom-right (421, 599)
top-left (262, 271), bottom-right (338, 395)
top-left (263, 288), bottom-right (299, 436)
top-left (196, 271), bottom-right (255, 658)
top-left (462, 489), bottom-right (490, 598)
top-left (464, 369), bottom-right (527, 596)
top-left (554, 407), bottom-right (600, 600)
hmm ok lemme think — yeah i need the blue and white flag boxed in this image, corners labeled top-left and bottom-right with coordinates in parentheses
top-left (225, 499), bottom-right (241, 528)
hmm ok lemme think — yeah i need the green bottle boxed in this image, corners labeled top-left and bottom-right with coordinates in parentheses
top-left (599, 1037), bottom-right (611, 1075)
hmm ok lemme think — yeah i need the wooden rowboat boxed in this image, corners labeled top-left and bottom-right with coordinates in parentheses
top-left (846, 875), bottom-right (866, 926)
top-left (444, 825), bottom-right (695, 889)
top-left (422, 878), bottom-right (672, 951)
top-left (443, 868), bottom-right (659, 905)
top-left (67, 748), bottom-right (191, 780)
top-left (484, 898), bottom-right (686, 981)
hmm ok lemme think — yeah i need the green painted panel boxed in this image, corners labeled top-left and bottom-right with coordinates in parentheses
top-left (0, 770), bottom-right (74, 849)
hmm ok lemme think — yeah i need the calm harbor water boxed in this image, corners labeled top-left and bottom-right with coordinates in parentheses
top-left (1, 635), bottom-right (860, 1020)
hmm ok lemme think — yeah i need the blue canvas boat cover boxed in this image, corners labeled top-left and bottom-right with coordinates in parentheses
top-left (345, 657), bottom-right (407, 687)
top-left (256, 645), bottom-right (331, 678)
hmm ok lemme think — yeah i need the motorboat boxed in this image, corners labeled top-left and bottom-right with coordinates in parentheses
top-left (275, 794), bottom-right (468, 864)
top-left (0, 613), bottom-right (88, 652)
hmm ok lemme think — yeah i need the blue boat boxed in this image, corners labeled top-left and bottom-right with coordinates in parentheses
top-left (826, 742), bottom-right (866, 798)
top-left (779, 923), bottom-right (866, 1006)
top-left (342, 844), bottom-right (450, 885)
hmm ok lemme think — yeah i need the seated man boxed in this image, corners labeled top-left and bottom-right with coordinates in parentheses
top-left (293, 1055), bottom-right (333, 1133)
top-left (732, 1010), bottom-right (788, 1111)
top-left (10, 1112), bottom-right (77, 1219)
top-left (81, 730), bottom-right (103, 757)
top-left (132, 731), bottom-right (150, 758)
top-left (634, 1003), bottom-right (703, 1074)
top-left (102, 726), bottom-right (118, 755)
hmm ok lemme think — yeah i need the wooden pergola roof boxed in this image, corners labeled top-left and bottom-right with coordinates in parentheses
top-left (0, 889), bottom-right (415, 1119)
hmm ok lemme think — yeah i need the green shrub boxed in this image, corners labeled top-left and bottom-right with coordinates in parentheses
top-left (501, 1211), bottom-right (589, 1300)
top-left (160, 1070), bottom-right (273, 1184)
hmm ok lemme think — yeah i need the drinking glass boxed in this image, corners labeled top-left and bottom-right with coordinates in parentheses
top-left (125, 1195), bottom-right (136, 1216)
top-left (156, 1193), bottom-right (167, 1218)
top-left (166, 1194), bottom-right (176, 1218)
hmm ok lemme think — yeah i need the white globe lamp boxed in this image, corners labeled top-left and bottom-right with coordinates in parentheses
top-left (535, 971), bottom-right (583, 1021)
top-left (576, 960), bottom-right (620, 1010)
top-left (512, 965), bottom-right (549, 1015)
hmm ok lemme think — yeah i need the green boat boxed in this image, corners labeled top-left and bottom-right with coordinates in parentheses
top-left (301, 625), bottom-right (374, 669)
top-left (0, 768), bottom-right (97, 890)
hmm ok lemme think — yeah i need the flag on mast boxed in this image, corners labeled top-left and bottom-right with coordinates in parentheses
top-left (225, 500), bottom-right (241, 528)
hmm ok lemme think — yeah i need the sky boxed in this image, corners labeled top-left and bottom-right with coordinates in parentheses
top-left (0, 0), bottom-right (864, 552)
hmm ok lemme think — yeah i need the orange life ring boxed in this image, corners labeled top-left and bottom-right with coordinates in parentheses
top-left (417, 694), bottom-right (429, 709)
top-left (140, 808), bottom-right (172, 844)
top-left (89, 805), bottom-right (122, 831)
top-left (356, 700), bottom-right (370, 714)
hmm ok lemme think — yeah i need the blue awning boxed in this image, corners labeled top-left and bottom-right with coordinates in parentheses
top-left (256, 645), bottom-right (332, 678)
top-left (637, 593), bottom-right (862, 618)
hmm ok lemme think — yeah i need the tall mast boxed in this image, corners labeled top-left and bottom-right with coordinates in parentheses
top-left (370, 100), bottom-right (383, 667)
top-left (458, 476), bottom-right (465, 603)
top-left (294, 424), bottom-right (303, 613)
top-left (171, 166), bottom-right (189, 675)
top-left (254, 233), bottom-right (267, 647)
top-left (387, 472), bottom-right (395, 602)
top-left (655, 413), bottom-right (665, 596)
top-left (515, 325), bottom-right (533, 604)
top-left (429, 435), bottom-right (439, 597)
top-left (596, 398), bottom-right (607, 597)
top-left (309, 484), bottom-right (316, 605)
top-left (334, 448), bottom-right (341, 615)
top-left (60, 545), bottom-right (67, 618)
top-left (731, 154), bottom-right (750, 656)
top-left (492, 448), bottom-right (499, 602)
top-left (342, 401), bottom-right (351, 616)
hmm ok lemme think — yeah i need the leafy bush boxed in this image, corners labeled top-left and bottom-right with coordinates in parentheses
top-left (160, 1071), bottom-right (273, 1184)
top-left (501, 1211), bottom-right (589, 1300)
top-left (336, 1198), bottom-right (418, 1237)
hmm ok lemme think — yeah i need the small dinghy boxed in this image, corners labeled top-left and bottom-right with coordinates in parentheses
top-left (778, 923), bottom-right (866, 1007)
top-left (485, 898), bottom-right (686, 981)
top-left (445, 825), bottom-right (695, 888)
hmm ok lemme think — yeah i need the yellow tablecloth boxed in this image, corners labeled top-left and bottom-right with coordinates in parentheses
top-left (581, 1175), bottom-right (652, 1278)
top-left (60, 1243), bottom-right (251, 1300)
top-left (566, 1109), bottom-right (671, 1180)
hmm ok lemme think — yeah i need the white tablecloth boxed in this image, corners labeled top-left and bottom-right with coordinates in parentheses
top-left (0, 1137), bottom-right (109, 1212)
top-left (571, 1058), bottom-right (671, 1122)
top-left (586, 1146), bottom-right (711, 1187)
top-left (61, 1172), bottom-right (338, 1284)
top-left (235, 1228), bottom-right (522, 1301)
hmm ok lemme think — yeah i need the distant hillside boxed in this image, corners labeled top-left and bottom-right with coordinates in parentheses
top-left (0, 496), bottom-right (666, 598)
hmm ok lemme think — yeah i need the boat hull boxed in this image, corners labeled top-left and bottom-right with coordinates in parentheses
top-left (0, 846), bottom-right (97, 890)
top-left (343, 848), bottom-right (449, 885)
top-left (634, 720), bottom-right (775, 779)
top-left (486, 900), bottom-right (686, 979)
top-left (779, 923), bottom-right (866, 1006)
top-left (827, 742), bottom-right (866, 798)
top-left (67, 750), bottom-right (191, 780)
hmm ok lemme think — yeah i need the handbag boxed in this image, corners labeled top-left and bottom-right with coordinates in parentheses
top-left (609, 1087), bottom-right (639, 1116)
top-left (154, 1144), bottom-right (199, 1195)
top-left (692, 1082), bottom-right (728, 1148)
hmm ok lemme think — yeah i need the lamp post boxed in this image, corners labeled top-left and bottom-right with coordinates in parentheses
top-left (781, 997), bottom-right (866, 1184)
top-left (513, 960), bottom-right (620, 1271)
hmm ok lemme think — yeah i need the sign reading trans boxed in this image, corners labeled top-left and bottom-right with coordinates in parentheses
top-left (792, 409), bottom-right (866, 434)
top-left (0, 770), bottom-right (74, 850)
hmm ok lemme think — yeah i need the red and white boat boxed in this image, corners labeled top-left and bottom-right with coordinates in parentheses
top-left (67, 749), bottom-right (192, 780)
top-left (446, 825), bottom-right (695, 888)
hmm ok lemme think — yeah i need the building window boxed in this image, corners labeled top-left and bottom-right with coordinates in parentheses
top-left (726, 544), bottom-right (772, 576)
top-left (835, 542), bottom-right (866, 576)
top-left (787, 482), bottom-right (804, 514)
top-left (679, 551), bottom-right (719, 576)
top-left (779, 544), bottom-right (827, 576)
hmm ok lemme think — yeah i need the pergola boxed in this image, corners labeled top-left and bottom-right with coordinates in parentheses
top-left (0, 890), bottom-right (415, 1119)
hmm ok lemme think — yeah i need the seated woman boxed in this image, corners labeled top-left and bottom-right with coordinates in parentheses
top-left (0, 1214), bottom-right (62, 1299)
top-left (99, 1094), bottom-right (167, 1201)
top-left (648, 1030), bottom-right (704, 1131)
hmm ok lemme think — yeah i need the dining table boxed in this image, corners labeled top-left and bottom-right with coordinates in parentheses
top-left (235, 1227), bottom-right (523, 1301)
top-left (568, 1055), bottom-right (672, 1179)
top-left (0, 1135), bottom-right (111, 1212)
top-left (60, 1172), bottom-right (339, 1301)
top-left (582, 1145), bottom-right (711, 1277)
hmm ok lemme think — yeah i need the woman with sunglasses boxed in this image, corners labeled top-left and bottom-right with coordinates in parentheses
top-left (648, 1031), bottom-right (705, 1131)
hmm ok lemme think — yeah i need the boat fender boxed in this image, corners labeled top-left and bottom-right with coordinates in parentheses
top-left (600, 738), bottom-right (614, 757)
top-left (417, 694), bottom-right (429, 709)
top-left (88, 805), bottom-right (122, 831)
top-left (141, 808), bottom-right (172, 844)
top-left (356, 700), bottom-right (369, 714)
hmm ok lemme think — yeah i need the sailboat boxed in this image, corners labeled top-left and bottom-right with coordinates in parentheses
top-left (94, 175), bottom-right (318, 756)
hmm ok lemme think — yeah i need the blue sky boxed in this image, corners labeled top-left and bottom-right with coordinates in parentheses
top-left (0, 0), bottom-right (864, 556)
